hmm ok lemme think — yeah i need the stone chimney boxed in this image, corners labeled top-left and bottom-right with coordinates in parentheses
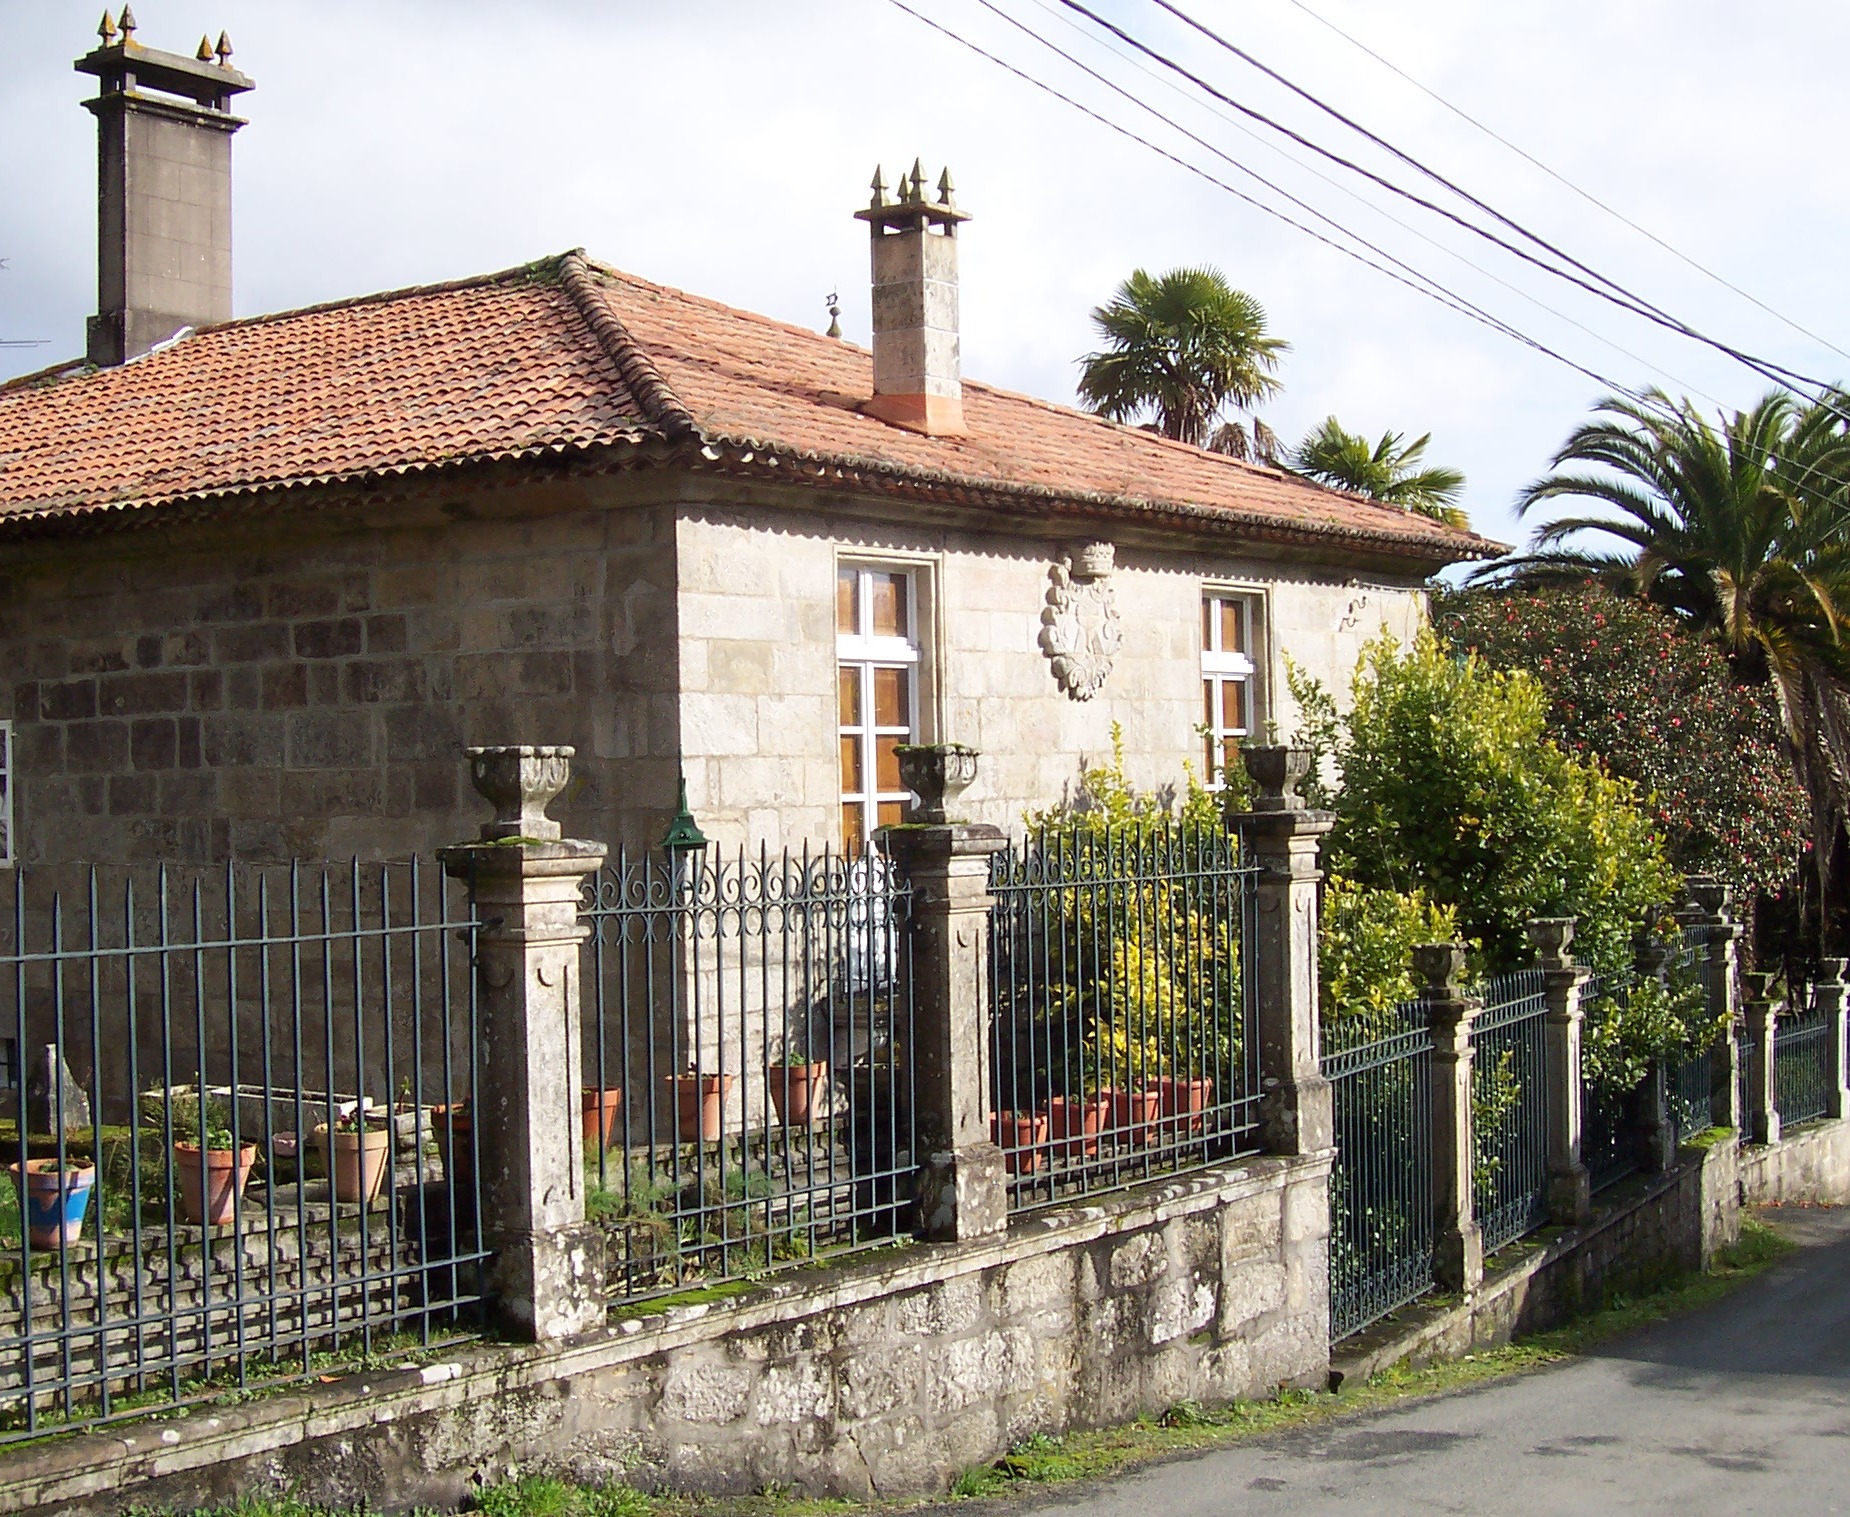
top-left (854, 161), bottom-right (970, 436)
top-left (74, 9), bottom-right (254, 366)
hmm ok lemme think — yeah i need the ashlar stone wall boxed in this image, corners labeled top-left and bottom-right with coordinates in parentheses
top-left (674, 497), bottom-right (1428, 849)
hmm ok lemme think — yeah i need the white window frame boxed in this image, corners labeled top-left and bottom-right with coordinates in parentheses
top-left (1201, 591), bottom-right (1261, 790)
top-left (0, 720), bottom-right (12, 866)
top-left (837, 564), bottom-right (922, 851)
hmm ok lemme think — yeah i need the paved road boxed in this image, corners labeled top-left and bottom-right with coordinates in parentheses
top-left (1056, 1207), bottom-right (1850, 1517)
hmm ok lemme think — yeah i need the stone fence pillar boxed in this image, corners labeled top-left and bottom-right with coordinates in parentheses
top-left (1817, 958), bottom-right (1850, 1121)
top-left (1633, 929), bottom-right (1677, 1173)
top-left (883, 745), bottom-right (1010, 1243)
top-left (1228, 747), bottom-right (1334, 1157)
top-left (442, 745), bottom-right (607, 1342)
top-left (1686, 876), bottom-right (1741, 1130)
top-left (1742, 971), bottom-right (1781, 1146)
top-left (1528, 918), bottom-right (1590, 1226)
top-left (1415, 942), bottom-right (1483, 1294)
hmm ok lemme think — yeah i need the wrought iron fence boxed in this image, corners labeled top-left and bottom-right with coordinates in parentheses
top-left (1581, 970), bottom-right (1640, 1192)
top-left (1668, 1047), bottom-right (1716, 1139)
top-left (1470, 970), bottom-right (1550, 1255)
top-left (1737, 1033), bottom-right (1759, 1140)
top-left (582, 842), bottom-right (916, 1299)
top-left (0, 859), bottom-right (486, 1444)
top-left (986, 823), bottom-right (1260, 1213)
top-left (1774, 1005), bottom-right (1833, 1127)
top-left (1323, 997), bottom-right (1433, 1342)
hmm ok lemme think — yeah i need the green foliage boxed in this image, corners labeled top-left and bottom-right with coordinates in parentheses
top-left (1012, 728), bottom-right (1240, 1099)
top-left (1290, 416), bottom-right (1469, 529)
top-left (1076, 267), bottom-right (1288, 446)
top-left (1325, 630), bottom-right (1678, 976)
top-left (1582, 966), bottom-right (1724, 1092)
top-left (1317, 875), bottom-right (1457, 1049)
top-left (1434, 582), bottom-right (1808, 903)
top-left (1283, 655), bottom-right (1340, 812)
top-left (476, 1476), bottom-right (652, 1517)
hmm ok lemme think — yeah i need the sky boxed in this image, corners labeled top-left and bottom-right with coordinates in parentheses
top-left (5, 0), bottom-right (1850, 554)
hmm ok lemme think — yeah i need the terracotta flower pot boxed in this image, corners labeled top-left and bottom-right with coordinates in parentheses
top-left (431, 1104), bottom-right (474, 1190)
top-left (582, 1087), bottom-right (625, 1150)
top-left (171, 1143), bottom-right (257, 1226)
top-left (1105, 1087), bottom-right (1164, 1145)
top-left (667, 1073), bottom-right (733, 1143)
top-left (991, 1111), bottom-right (1049, 1175)
top-left (1152, 1077), bottom-right (1214, 1138)
top-left (315, 1123), bottom-right (393, 1204)
top-left (10, 1159), bottom-right (97, 1249)
top-left (768, 1062), bottom-right (829, 1128)
top-left (1043, 1095), bottom-right (1110, 1160)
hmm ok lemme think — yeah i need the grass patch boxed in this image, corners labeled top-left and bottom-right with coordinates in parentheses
top-left (120, 1217), bottom-right (1797, 1517)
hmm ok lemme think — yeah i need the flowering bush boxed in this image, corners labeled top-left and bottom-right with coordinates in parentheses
top-left (1432, 583), bottom-right (1808, 902)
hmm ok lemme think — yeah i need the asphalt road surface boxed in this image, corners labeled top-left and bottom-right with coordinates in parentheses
top-left (1051, 1207), bottom-right (1850, 1517)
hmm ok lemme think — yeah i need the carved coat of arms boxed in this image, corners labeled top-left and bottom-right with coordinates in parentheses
top-left (1039, 543), bottom-right (1122, 700)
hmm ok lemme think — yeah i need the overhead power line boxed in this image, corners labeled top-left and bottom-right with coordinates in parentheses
top-left (1048, 0), bottom-right (1841, 405)
top-left (1275, 0), bottom-right (1850, 365)
top-left (886, 0), bottom-right (1633, 398)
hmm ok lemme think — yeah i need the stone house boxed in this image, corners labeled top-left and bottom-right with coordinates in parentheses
top-left (0, 26), bottom-right (1496, 872)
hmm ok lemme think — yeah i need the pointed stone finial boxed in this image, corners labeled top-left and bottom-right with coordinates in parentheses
top-left (825, 291), bottom-right (842, 340)
top-left (98, 9), bottom-right (117, 44)
top-left (215, 29), bottom-right (233, 62)
top-left (937, 166), bottom-right (956, 207)
top-left (118, 5), bottom-right (137, 41)
top-left (869, 166), bottom-right (887, 210)
top-left (197, 35), bottom-right (214, 60)
top-left (908, 158), bottom-right (926, 201)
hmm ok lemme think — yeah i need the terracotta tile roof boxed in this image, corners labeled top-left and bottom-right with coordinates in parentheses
top-left (0, 250), bottom-right (1499, 563)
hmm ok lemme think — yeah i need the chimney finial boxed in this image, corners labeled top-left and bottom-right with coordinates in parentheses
top-left (196, 35), bottom-right (213, 61)
top-left (215, 30), bottom-right (233, 63)
top-left (825, 291), bottom-right (842, 340)
top-left (907, 158), bottom-right (926, 203)
top-left (868, 166), bottom-right (887, 210)
top-left (937, 167), bottom-right (956, 208)
top-left (97, 10), bottom-right (117, 45)
top-left (117, 6), bottom-right (136, 42)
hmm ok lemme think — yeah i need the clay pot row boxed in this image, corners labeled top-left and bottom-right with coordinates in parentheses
top-left (991, 1078), bottom-right (1215, 1175)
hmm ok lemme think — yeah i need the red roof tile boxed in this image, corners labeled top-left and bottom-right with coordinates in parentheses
top-left (0, 251), bottom-right (1498, 563)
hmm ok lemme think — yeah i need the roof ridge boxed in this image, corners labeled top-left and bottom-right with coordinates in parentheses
top-left (558, 250), bottom-right (699, 441)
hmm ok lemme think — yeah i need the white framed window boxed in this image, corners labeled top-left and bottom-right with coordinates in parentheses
top-left (1202, 592), bottom-right (1259, 788)
top-left (0, 720), bottom-right (12, 866)
top-left (837, 564), bottom-right (921, 849)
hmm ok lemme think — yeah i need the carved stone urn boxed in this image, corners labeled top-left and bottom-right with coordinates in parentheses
top-left (1686, 874), bottom-right (1731, 916)
top-left (466, 744), bottom-right (574, 841)
top-left (1741, 970), bottom-right (1775, 1005)
top-left (1412, 942), bottom-right (1467, 995)
top-left (895, 743), bottom-right (979, 825)
top-left (1241, 746), bottom-right (1314, 812)
top-left (1525, 917), bottom-right (1576, 968)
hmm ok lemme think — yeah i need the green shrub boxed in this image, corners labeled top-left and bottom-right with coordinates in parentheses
top-left (1323, 630), bottom-right (1678, 977)
top-left (1318, 874), bottom-right (1458, 1049)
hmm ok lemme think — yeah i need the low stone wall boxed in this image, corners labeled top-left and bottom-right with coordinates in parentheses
top-left (0, 1152), bottom-right (1329, 1515)
top-left (1738, 1117), bottom-right (1850, 1205)
top-left (1333, 1137), bottom-right (1743, 1383)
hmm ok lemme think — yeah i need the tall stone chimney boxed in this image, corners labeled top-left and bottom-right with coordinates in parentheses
top-left (74, 9), bottom-right (254, 366)
top-left (854, 161), bottom-right (969, 436)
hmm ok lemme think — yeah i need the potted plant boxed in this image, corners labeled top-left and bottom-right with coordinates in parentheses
top-left (665, 1070), bottom-right (733, 1144)
top-left (1042, 1091), bottom-right (1111, 1160)
top-left (582, 1086), bottom-right (625, 1150)
top-left (1104, 1086), bottom-right (1164, 1146)
top-left (1151, 1074), bottom-right (1214, 1139)
top-left (991, 1109), bottom-right (1049, 1175)
top-left (768, 1036), bottom-right (828, 1128)
top-left (430, 1101), bottom-right (474, 1190)
top-left (9, 1157), bottom-right (97, 1249)
top-left (314, 1109), bottom-right (393, 1204)
top-left (172, 1098), bottom-right (257, 1226)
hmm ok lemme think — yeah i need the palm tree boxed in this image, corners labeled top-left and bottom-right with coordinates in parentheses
top-left (1291, 417), bottom-right (1469, 529)
top-left (1076, 268), bottom-right (1287, 448)
top-left (1489, 385), bottom-right (1850, 946)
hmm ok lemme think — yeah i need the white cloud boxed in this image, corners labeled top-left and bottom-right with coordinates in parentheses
top-left (6, 0), bottom-right (1849, 553)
